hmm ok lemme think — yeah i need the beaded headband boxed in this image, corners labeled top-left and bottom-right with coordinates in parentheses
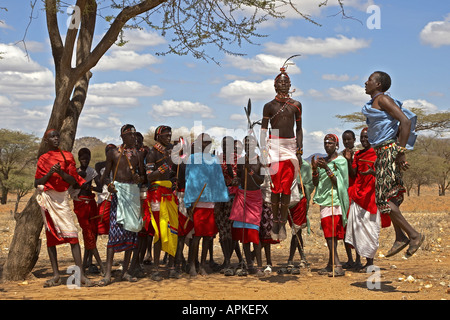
top-left (121, 124), bottom-right (136, 136)
top-left (324, 133), bottom-right (339, 148)
top-left (154, 125), bottom-right (172, 140)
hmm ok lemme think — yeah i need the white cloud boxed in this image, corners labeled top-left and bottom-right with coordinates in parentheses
top-left (219, 78), bottom-right (303, 105)
top-left (85, 95), bottom-right (140, 107)
top-left (0, 103), bottom-right (52, 135)
top-left (14, 41), bottom-right (46, 53)
top-left (0, 43), bottom-right (48, 73)
top-left (327, 84), bottom-right (367, 106)
top-left (150, 100), bottom-right (215, 118)
top-left (264, 35), bottom-right (371, 58)
top-left (92, 29), bottom-right (166, 71)
top-left (94, 50), bottom-right (161, 71)
top-left (420, 14), bottom-right (450, 48)
top-left (322, 73), bottom-right (358, 82)
top-left (229, 113), bottom-right (247, 121)
top-left (218, 79), bottom-right (274, 104)
top-left (0, 20), bottom-right (14, 30)
top-left (89, 81), bottom-right (164, 97)
top-left (78, 106), bottom-right (123, 132)
top-left (114, 28), bottom-right (167, 51)
top-left (225, 54), bottom-right (301, 76)
top-left (306, 84), bottom-right (367, 106)
top-left (85, 81), bottom-right (164, 107)
top-left (0, 43), bottom-right (54, 102)
top-left (402, 99), bottom-right (439, 113)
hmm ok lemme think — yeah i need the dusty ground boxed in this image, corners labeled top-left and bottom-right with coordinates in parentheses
top-left (0, 186), bottom-right (449, 302)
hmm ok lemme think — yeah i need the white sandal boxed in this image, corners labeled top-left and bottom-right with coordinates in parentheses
top-left (264, 265), bottom-right (272, 276)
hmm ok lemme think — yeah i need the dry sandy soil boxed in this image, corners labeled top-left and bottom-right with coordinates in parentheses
top-left (0, 186), bottom-right (449, 305)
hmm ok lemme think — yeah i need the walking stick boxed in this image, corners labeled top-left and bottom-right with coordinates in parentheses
top-left (331, 183), bottom-right (335, 278)
top-left (244, 99), bottom-right (274, 190)
top-left (183, 183), bottom-right (207, 229)
top-left (239, 155), bottom-right (248, 271)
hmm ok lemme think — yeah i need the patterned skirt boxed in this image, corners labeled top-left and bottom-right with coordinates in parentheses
top-left (374, 142), bottom-right (406, 214)
top-left (259, 202), bottom-right (280, 244)
top-left (107, 193), bottom-right (138, 253)
top-left (214, 196), bottom-right (234, 241)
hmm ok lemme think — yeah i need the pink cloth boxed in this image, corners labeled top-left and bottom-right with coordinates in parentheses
top-left (229, 188), bottom-right (263, 226)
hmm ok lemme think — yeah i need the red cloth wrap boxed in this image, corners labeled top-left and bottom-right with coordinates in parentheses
top-left (288, 197), bottom-right (307, 228)
top-left (73, 195), bottom-right (98, 250)
top-left (193, 207), bottom-right (218, 237)
top-left (44, 211), bottom-right (79, 247)
top-left (269, 160), bottom-right (295, 195)
top-left (95, 198), bottom-right (111, 235)
top-left (321, 215), bottom-right (345, 240)
top-left (349, 148), bottom-right (391, 228)
top-left (35, 150), bottom-right (85, 192)
top-left (178, 212), bottom-right (194, 237)
top-left (140, 194), bottom-right (155, 236)
top-left (232, 228), bottom-right (259, 244)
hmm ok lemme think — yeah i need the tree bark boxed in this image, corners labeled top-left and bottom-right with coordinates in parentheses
top-left (2, 194), bottom-right (42, 281)
top-left (1, 186), bottom-right (7, 205)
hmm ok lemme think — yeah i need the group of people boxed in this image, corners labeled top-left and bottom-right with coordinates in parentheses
top-left (34, 67), bottom-right (424, 288)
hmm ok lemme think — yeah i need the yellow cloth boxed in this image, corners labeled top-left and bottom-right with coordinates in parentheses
top-left (150, 181), bottom-right (179, 257)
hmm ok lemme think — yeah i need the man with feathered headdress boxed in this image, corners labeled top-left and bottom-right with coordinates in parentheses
top-left (260, 56), bottom-right (303, 241)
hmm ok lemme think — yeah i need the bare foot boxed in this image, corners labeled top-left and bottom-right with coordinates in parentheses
top-left (198, 266), bottom-right (208, 276)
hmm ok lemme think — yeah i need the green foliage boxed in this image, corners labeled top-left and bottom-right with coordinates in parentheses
top-left (402, 136), bottom-right (450, 196)
top-left (0, 129), bottom-right (39, 203)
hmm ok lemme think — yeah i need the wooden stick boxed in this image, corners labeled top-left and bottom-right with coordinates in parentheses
top-left (359, 159), bottom-right (375, 163)
top-left (331, 184), bottom-right (335, 278)
top-left (183, 183), bottom-right (207, 229)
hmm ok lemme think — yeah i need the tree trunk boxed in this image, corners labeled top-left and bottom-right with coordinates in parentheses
top-left (2, 194), bottom-right (42, 281)
top-left (0, 185), bottom-right (7, 204)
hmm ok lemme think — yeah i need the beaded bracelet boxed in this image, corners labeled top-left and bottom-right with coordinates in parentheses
top-left (158, 163), bottom-right (170, 174)
top-left (397, 145), bottom-right (407, 153)
top-left (326, 169), bottom-right (335, 178)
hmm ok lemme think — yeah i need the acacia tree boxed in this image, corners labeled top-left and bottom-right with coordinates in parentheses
top-left (335, 108), bottom-right (450, 133)
top-left (3, 0), bottom-right (325, 281)
top-left (0, 129), bottom-right (39, 204)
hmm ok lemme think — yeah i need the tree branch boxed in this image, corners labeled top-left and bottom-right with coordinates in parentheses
top-left (45, 0), bottom-right (64, 77)
top-left (73, 0), bottom-right (167, 79)
top-left (61, 0), bottom-right (87, 71)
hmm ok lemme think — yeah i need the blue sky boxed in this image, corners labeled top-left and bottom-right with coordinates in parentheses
top-left (0, 0), bottom-right (449, 156)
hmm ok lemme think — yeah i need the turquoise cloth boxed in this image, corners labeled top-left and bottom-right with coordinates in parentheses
top-left (297, 159), bottom-right (314, 208)
top-left (297, 159), bottom-right (315, 234)
top-left (184, 153), bottom-right (230, 207)
top-left (312, 156), bottom-right (349, 226)
top-left (362, 97), bottom-right (417, 150)
top-left (115, 181), bottom-right (143, 233)
top-left (233, 221), bottom-right (259, 230)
